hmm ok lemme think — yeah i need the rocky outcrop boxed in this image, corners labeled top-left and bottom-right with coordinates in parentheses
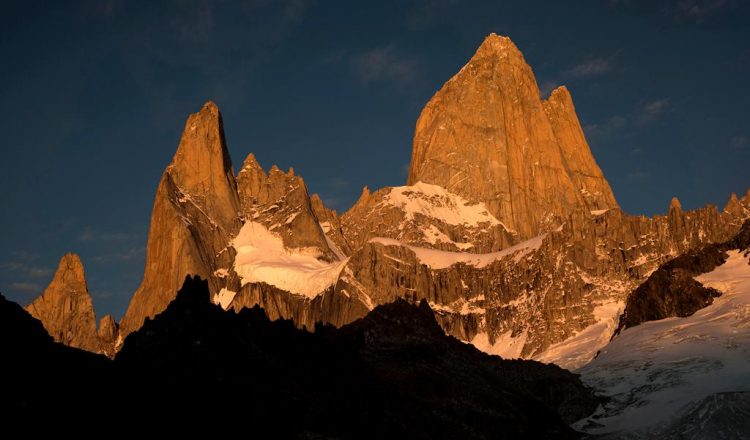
top-left (97, 315), bottom-right (118, 356)
top-left (25, 254), bottom-right (102, 352)
top-left (119, 101), bottom-right (241, 339)
top-left (342, 182), bottom-right (515, 253)
top-left (617, 219), bottom-right (750, 331)
top-left (229, 281), bottom-right (370, 330)
top-left (407, 34), bottom-right (618, 241)
top-left (236, 154), bottom-right (337, 260)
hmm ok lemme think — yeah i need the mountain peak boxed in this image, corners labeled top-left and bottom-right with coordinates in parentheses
top-left (120, 102), bottom-right (241, 339)
top-left (201, 100), bottom-right (219, 115)
top-left (169, 101), bottom-right (239, 227)
top-left (25, 253), bottom-right (100, 352)
top-left (723, 192), bottom-right (742, 215)
top-left (408, 34), bottom-right (618, 240)
top-left (475, 33), bottom-right (522, 58)
top-left (172, 102), bottom-right (228, 174)
top-left (56, 252), bottom-right (86, 285)
top-left (546, 85), bottom-right (572, 103)
top-left (670, 197), bottom-right (683, 211)
top-left (240, 152), bottom-right (263, 174)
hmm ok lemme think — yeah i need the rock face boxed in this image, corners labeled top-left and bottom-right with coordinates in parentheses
top-left (407, 34), bottom-right (618, 240)
top-left (26, 254), bottom-right (119, 355)
top-left (97, 315), bottom-right (118, 356)
top-left (310, 193), bottom-right (351, 257)
top-left (119, 101), bottom-right (241, 339)
top-left (25, 254), bottom-right (102, 353)
top-left (336, 201), bottom-right (750, 364)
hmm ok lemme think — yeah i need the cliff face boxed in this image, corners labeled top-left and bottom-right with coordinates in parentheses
top-left (341, 200), bottom-right (749, 366)
top-left (543, 86), bottom-right (617, 211)
top-left (119, 101), bottom-right (241, 339)
top-left (407, 34), bottom-right (618, 241)
top-left (310, 193), bottom-right (351, 257)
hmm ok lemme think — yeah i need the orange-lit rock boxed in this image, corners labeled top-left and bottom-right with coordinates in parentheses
top-left (26, 254), bottom-right (101, 352)
top-left (408, 34), bottom-right (618, 240)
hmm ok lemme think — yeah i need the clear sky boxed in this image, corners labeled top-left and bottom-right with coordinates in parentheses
top-left (1, 0), bottom-right (748, 320)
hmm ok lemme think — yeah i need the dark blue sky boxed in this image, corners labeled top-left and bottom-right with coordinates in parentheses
top-left (1, 0), bottom-right (748, 319)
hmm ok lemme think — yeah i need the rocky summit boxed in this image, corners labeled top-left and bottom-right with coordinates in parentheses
top-left (408, 34), bottom-right (618, 240)
top-left (26, 253), bottom-right (115, 354)
top-left (26, 34), bottom-right (750, 374)
top-left (118, 101), bottom-right (241, 340)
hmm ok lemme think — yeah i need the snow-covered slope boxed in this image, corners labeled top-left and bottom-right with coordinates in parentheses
top-left (368, 233), bottom-right (545, 269)
top-left (575, 250), bottom-right (750, 437)
top-left (533, 299), bottom-right (624, 370)
top-left (384, 182), bottom-right (506, 229)
top-left (232, 221), bottom-right (348, 299)
top-left (342, 182), bottom-right (516, 253)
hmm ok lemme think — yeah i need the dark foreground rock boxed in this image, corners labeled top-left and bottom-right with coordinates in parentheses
top-left (0, 291), bottom-right (112, 417)
top-left (1, 276), bottom-right (598, 437)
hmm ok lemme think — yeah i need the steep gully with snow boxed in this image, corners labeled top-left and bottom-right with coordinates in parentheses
top-left (10, 34), bottom-right (750, 436)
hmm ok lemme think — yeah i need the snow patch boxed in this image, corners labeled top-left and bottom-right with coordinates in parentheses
top-left (213, 288), bottom-right (237, 310)
top-left (319, 222), bottom-right (347, 261)
top-left (429, 297), bottom-right (485, 315)
top-left (534, 299), bottom-right (624, 370)
top-left (422, 224), bottom-right (474, 250)
top-left (369, 233), bottom-right (545, 270)
top-left (284, 212), bottom-right (300, 224)
top-left (383, 181), bottom-right (507, 229)
top-left (232, 222), bottom-right (348, 299)
top-left (469, 330), bottom-right (528, 359)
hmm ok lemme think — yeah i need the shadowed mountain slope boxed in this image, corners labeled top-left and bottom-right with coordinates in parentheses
top-left (2, 276), bottom-right (598, 437)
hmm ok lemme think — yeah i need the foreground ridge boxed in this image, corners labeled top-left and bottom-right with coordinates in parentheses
top-left (3, 277), bottom-right (599, 437)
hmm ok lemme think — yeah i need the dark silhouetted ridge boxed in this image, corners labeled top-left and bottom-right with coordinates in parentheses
top-left (3, 276), bottom-right (598, 437)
